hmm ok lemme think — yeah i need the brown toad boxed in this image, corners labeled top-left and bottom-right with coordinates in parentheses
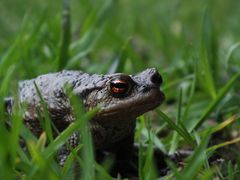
top-left (5, 68), bottom-right (165, 177)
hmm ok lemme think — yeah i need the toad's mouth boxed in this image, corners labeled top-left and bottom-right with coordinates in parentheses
top-left (95, 88), bottom-right (165, 119)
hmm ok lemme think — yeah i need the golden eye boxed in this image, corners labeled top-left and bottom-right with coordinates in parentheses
top-left (108, 76), bottom-right (133, 97)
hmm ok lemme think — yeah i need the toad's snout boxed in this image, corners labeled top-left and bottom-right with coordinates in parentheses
top-left (134, 68), bottom-right (165, 102)
top-left (150, 69), bottom-right (163, 87)
top-left (140, 68), bottom-right (163, 88)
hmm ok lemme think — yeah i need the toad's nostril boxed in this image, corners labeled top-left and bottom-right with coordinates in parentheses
top-left (150, 72), bottom-right (163, 86)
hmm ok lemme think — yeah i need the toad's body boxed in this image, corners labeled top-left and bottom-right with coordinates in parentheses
top-left (8, 68), bottom-right (164, 176)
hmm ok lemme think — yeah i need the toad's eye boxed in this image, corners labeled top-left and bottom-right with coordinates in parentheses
top-left (108, 76), bottom-right (133, 97)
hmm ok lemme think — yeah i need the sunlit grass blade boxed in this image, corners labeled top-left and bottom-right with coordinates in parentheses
top-left (27, 140), bottom-right (46, 167)
top-left (37, 132), bottom-right (47, 151)
top-left (207, 137), bottom-right (240, 153)
top-left (210, 115), bottom-right (238, 133)
top-left (199, 115), bottom-right (238, 139)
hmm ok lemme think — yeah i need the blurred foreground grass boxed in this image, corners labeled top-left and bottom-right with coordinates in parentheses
top-left (0, 0), bottom-right (240, 179)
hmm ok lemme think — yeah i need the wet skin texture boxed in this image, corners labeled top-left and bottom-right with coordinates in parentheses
top-left (7, 68), bottom-right (165, 177)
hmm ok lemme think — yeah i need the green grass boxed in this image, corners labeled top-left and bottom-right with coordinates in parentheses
top-left (1, 0), bottom-right (240, 179)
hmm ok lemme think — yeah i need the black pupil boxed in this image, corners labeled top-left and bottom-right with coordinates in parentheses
top-left (112, 82), bottom-right (128, 89)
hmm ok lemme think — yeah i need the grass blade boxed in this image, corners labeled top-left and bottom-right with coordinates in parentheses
top-left (225, 42), bottom-right (240, 68)
top-left (0, 66), bottom-right (16, 95)
top-left (207, 137), bottom-right (240, 153)
top-left (0, 12), bottom-right (45, 77)
top-left (57, 0), bottom-right (71, 70)
top-left (180, 131), bottom-right (210, 179)
top-left (227, 161), bottom-right (234, 180)
top-left (108, 38), bottom-right (132, 74)
top-left (196, 8), bottom-right (217, 99)
top-left (210, 115), bottom-right (238, 133)
top-left (157, 110), bottom-right (196, 147)
top-left (182, 75), bottom-right (196, 123)
top-left (67, 0), bottom-right (115, 68)
top-left (34, 82), bottom-right (54, 142)
top-left (169, 88), bottom-right (182, 154)
top-left (189, 72), bottom-right (240, 131)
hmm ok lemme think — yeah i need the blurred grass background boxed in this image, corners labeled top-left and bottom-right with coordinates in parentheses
top-left (1, 0), bottom-right (240, 75)
top-left (1, 0), bottom-right (240, 94)
top-left (1, 0), bottom-right (240, 179)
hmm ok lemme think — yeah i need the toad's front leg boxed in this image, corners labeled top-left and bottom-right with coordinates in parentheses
top-left (96, 129), bottom-right (138, 178)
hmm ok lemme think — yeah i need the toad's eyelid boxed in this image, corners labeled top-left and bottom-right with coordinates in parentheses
top-left (111, 79), bottom-right (128, 84)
